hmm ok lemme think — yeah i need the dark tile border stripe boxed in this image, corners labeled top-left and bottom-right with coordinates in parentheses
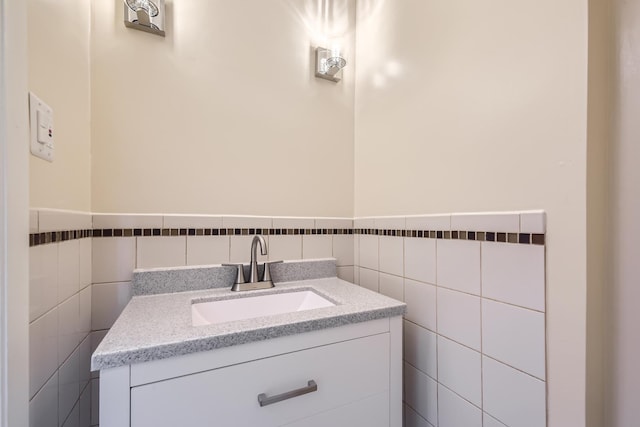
top-left (355, 229), bottom-right (544, 246)
top-left (30, 227), bottom-right (545, 247)
top-left (29, 229), bottom-right (93, 247)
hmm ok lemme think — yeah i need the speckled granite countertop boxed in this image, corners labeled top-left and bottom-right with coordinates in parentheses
top-left (91, 277), bottom-right (406, 371)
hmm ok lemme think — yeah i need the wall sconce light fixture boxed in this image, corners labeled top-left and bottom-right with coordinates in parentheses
top-left (124, 0), bottom-right (165, 36)
top-left (315, 47), bottom-right (347, 83)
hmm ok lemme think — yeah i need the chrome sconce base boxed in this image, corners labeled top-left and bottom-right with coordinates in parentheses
top-left (315, 47), bottom-right (347, 83)
top-left (124, 0), bottom-right (165, 37)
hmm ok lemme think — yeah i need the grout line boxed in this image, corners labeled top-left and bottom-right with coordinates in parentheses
top-left (438, 381), bottom-right (483, 411)
top-left (403, 400), bottom-right (433, 427)
top-left (404, 403), bottom-right (432, 426)
top-left (483, 411), bottom-right (510, 427)
top-left (482, 353), bottom-right (546, 382)
top-left (29, 369), bottom-right (57, 402)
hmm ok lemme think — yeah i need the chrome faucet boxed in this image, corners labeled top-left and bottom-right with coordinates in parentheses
top-left (224, 235), bottom-right (281, 291)
top-left (249, 235), bottom-right (267, 283)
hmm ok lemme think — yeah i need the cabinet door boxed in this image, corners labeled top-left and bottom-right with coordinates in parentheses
top-left (131, 333), bottom-right (389, 427)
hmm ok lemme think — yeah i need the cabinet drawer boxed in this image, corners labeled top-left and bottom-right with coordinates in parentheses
top-left (131, 333), bottom-right (389, 427)
top-left (282, 392), bottom-right (389, 427)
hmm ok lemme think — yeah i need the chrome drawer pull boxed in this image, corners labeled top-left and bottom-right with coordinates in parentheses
top-left (257, 380), bottom-right (318, 407)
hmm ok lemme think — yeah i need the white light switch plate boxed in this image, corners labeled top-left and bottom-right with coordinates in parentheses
top-left (29, 92), bottom-right (54, 162)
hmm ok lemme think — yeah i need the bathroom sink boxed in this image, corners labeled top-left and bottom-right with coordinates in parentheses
top-left (191, 290), bottom-right (336, 326)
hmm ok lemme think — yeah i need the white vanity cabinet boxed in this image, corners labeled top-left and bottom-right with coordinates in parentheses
top-left (100, 317), bottom-right (402, 427)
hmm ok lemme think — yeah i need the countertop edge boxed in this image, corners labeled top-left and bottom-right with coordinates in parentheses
top-left (92, 304), bottom-right (405, 371)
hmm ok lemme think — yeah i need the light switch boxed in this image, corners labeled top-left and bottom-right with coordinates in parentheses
top-left (29, 92), bottom-right (54, 162)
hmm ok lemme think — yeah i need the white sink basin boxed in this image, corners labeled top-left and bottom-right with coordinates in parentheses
top-left (192, 290), bottom-right (336, 326)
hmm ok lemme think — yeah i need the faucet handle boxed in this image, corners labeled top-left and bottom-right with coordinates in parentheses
top-left (223, 263), bottom-right (246, 284)
top-left (262, 261), bottom-right (283, 282)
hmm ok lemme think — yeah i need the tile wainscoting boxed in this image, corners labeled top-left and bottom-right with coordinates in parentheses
top-left (28, 209), bottom-right (546, 427)
top-left (29, 210), bottom-right (94, 427)
top-left (352, 214), bottom-right (547, 427)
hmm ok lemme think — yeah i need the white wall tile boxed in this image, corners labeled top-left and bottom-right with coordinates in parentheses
top-left (404, 238), bottom-right (436, 284)
top-left (91, 282), bottom-right (132, 330)
top-left (358, 267), bottom-right (379, 292)
top-left (404, 279), bottom-right (436, 331)
top-left (354, 217), bottom-right (375, 229)
top-left (451, 212), bottom-right (520, 233)
top-left (90, 379), bottom-right (99, 426)
top-left (438, 384), bottom-right (482, 427)
top-left (483, 357), bottom-right (546, 427)
top-left (90, 330), bottom-right (108, 354)
top-left (29, 244), bottom-right (58, 322)
top-left (332, 235), bottom-right (354, 266)
top-left (163, 215), bottom-right (223, 229)
top-left (186, 236), bottom-right (230, 266)
top-left (58, 240), bottom-right (80, 303)
top-left (436, 240), bottom-right (481, 295)
top-left (437, 336), bottom-right (482, 406)
top-left (359, 235), bottom-right (378, 270)
top-left (92, 237), bottom-right (136, 284)
top-left (404, 320), bottom-right (437, 379)
top-left (267, 235), bottom-right (302, 261)
top-left (520, 211), bottom-right (546, 234)
top-left (92, 214), bottom-right (162, 229)
top-left (79, 238), bottom-right (92, 289)
top-left (406, 215), bottom-right (451, 231)
top-left (78, 337), bottom-right (91, 395)
top-left (353, 233), bottom-right (360, 267)
top-left (229, 235), bottom-right (269, 263)
top-left (404, 362), bottom-right (438, 426)
top-left (30, 209), bottom-right (39, 233)
top-left (272, 217), bottom-right (315, 229)
top-left (29, 371), bottom-right (58, 427)
top-left (58, 293), bottom-right (81, 365)
top-left (353, 265), bottom-right (360, 285)
top-left (302, 235), bottom-right (333, 259)
top-left (379, 273), bottom-right (404, 302)
top-left (79, 382), bottom-right (91, 427)
top-left (90, 330), bottom-right (108, 379)
top-left (483, 412), bottom-right (508, 427)
top-left (482, 299), bottom-right (546, 380)
top-left (222, 216), bottom-right (272, 229)
top-left (39, 210), bottom-right (91, 232)
top-left (136, 236), bottom-right (186, 269)
top-left (437, 288), bottom-right (481, 350)
top-left (78, 286), bottom-right (91, 338)
top-left (62, 402), bottom-right (79, 427)
top-left (374, 216), bottom-right (406, 230)
top-left (336, 266), bottom-right (354, 283)
top-left (314, 218), bottom-right (353, 229)
top-left (29, 308), bottom-right (58, 399)
top-left (379, 236), bottom-right (404, 275)
top-left (481, 242), bottom-right (545, 311)
top-left (405, 404), bottom-right (433, 427)
top-left (59, 347), bottom-right (80, 426)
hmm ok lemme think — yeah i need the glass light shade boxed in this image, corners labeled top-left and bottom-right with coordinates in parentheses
top-left (125, 0), bottom-right (159, 17)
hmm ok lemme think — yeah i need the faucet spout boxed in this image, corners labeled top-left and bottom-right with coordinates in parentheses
top-left (249, 235), bottom-right (267, 283)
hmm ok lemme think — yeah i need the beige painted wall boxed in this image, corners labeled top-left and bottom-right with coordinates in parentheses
top-left (90, 0), bottom-right (355, 217)
top-left (607, 0), bottom-right (640, 425)
top-left (354, 1), bottom-right (589, 425)
top-left (28, 0), bottom-right (91, 211)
